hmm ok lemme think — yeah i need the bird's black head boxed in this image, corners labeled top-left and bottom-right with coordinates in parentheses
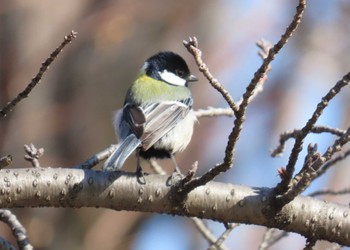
top-left (143, 51), bottom-right (197, 86)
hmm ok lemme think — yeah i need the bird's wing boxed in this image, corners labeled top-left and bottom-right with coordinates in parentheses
top-left (103, 134), bottom-right (141, 170)
top-left (123, 100), bottom-right (191, 150)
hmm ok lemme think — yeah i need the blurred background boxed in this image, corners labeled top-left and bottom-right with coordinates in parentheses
top-left (1, 0), bottom-right (350, 249)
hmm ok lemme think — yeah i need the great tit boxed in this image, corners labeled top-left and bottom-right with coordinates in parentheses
top-left (104, 51), bottom-right (198, 173)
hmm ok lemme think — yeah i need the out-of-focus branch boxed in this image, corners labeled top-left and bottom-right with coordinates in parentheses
top-left (258, 228), bottom-right (289, 250)
top-left (208, 223), bottom-right (239, 250)
top-left (0, 30), bottom-right (77, 118)
top-left (309, 188), bottom-right (350, 197)
top-left (235, 39), bottom-right (272, 107)
top-left (0, 209), bottom-right (33, 250)
top-left (0, 237), bottom-right (16, 250)
top-left (192, 218), bottom-right (229, 250)
top-left (149, 161), bottom-right (230, 250)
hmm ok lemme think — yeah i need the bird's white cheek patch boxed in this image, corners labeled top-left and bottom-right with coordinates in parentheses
top-left (159, 70), bottom-right (186, 86)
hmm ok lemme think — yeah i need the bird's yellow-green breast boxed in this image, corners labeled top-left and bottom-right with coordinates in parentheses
top-left (126, 73), bottom-right (191, 104)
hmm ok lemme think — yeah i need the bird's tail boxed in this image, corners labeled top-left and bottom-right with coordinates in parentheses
top-left (103, 134), bottom-right (141, 171)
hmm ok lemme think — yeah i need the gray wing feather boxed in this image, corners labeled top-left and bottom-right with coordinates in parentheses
top-left (103, 134), bottom-right (141, 170)
top-left (140, 102), bottom-right (189, 150)
top-left (105, 100), bottom-right (190, 170)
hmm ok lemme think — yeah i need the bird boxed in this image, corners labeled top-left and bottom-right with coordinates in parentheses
top-left (103, 51), bottom-right (198, 175)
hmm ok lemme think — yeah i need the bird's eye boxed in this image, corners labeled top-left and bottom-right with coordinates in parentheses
top-left (175, 69), bottom-right (185, 78)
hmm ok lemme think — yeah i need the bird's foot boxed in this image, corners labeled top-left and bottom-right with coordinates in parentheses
top-left (136, 164), bottom-right (146, 184)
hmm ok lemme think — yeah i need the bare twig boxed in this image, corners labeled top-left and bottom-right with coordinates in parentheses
top-left (275, 71), bottom-right (350, 196)
top-left (321, 127), bottom-right (350, 164)
top-left (174, 161), bottom-right (198, 192)
top-left (314, 148), bottom-right (350, 178)
top-left (238, 0), bottom-right (305, 113)
top-left (272, 126), bottom-right (346, 157)
top-left (194, 107), bottom-right (234, 118)
top-left (148, 161), bottom-right (230, 249)
top-left (208, 223), bottom-right (239, 250)
top-left (192, 219), bottom-right (230, 250)
top-left (183, 37), bottom-right (239, 115)
top-left (275, 126), bottom-right (350, 206)
top-left (180, 0), bottom-right (306, 194)
top-left (0, 30), bottom-right (77, 118)
top-left (148, 161), bottom-right (230, 250)
top-left (192, 219), bottom-right (223, 249)
top-left (236, 39), bottom-right (273, 107)
top-left (276, 144), bottom-right (320, 204)
top-left (309, 188), bottom-right (350, 197)
top-left (258, 228), bottom-right (289, 250)
top-left (0, 209), bottom-right (33, 250)
top-left (149, 159), bottom-right (167, 174)
top-left (194, 40), bottom-right (272, 120)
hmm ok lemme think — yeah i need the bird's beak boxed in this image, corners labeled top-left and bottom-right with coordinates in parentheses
top-left (187, 74), bottom-right (198, 82)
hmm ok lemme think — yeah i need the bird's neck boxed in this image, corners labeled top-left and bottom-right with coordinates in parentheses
top-left (127, 74), bottom-right (191, 104)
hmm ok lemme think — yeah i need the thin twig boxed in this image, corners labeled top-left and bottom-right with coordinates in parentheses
top-left (208, 223), bottom-right (239, 250)
top-left (309, 188), bottom-right (350, 197)
top-left (183, 37), bottom-right (239, 115)
top-left (194, 107), bottom-right (234, 118)
top-left (271, 126), bottom-right (346, 157)
top-left (276, 144), bottom-right (320, 204)
top-left (314, 148), bottom-right (350, 178)
top-left (192, 218), bottom-right (230, 250)
top-left (149, 159), bottom-right (167, 175)
top-left (236, 39), bottom-right (273, 107)
top-left (194, 40), bottom-right (272, 120)
top-left (275, 71), bottom-right (350, 196)
top-left (180, 0), bottom-right (306, 194)
top-left (0, 30), bottom-right (77, 118)
top-left (258, 228), bottom-right (289, 250)
top-left (174, 161), bottom-right (198, 192)
top-left (0, 209), bottom-right (33, 250)
top-left (321, 127), bottom-right (350, 164)
top-left (149, 162), bottom-right (230, 250)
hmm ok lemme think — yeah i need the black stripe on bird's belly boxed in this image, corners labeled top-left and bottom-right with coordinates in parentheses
top-left (139, 147), bottom-right (172, 159)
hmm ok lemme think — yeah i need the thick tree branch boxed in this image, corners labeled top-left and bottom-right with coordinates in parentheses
top-left (0, 168), bottom-right (349, 246)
